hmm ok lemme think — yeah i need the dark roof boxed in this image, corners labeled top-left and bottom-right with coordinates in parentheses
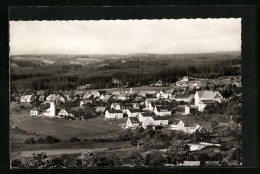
top-left (129, 117), bottom-right (139, 123)
top-left (153, 116), bottom-right (169, 120)
top-left (107, 110), bottom-right (123, 113)
top-left (175, 94), bottom-right (190, 99)
top-left (155, 106), bottom-right (172, 112)
top-left (172, 119), bottom-right (182, 125)
top-left (150, 100), bottom-right (167, 107)
top-left (121, 103), bottom-right (134, 108)
top-left (128, 109), bottom-right (144, 113)
top-left (142, 112), bottom-right (156, 117)
top-left (201, 100), bottom-right (216, 104)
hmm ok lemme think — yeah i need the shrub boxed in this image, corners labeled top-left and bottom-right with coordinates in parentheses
top-left (35, 138), bottom-right (45, 144)
top-left (24, 138), bottom-right (35, 144)
top-left (70, 137), bottom-right (81, 142)
top-left (44, 136), bottom-right (60, 144)
top-left (20, 105), bottom-right (25, 109)
top-left (11, 159), bottom-right (24, 168)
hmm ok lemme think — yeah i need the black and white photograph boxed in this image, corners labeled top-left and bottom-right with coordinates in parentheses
top-left (9, 18), bottom-right (242, 168)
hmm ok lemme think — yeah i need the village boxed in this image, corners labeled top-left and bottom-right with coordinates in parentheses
top-left (11, 75), bottom-right (242, 150)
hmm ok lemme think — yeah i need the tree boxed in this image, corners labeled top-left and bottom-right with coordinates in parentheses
top-left (166, 141), bottom-right (190, 165)
top-left (124, 149), bottom-right (143, 166)
top-left (11, 159), bottom-right (24, 168)
top-left (97, 156), bottom-right (115, 167)
top-left (77, 151), bottom-right (98, 167)
top-left (28, 151), bottom-right (54, 168)
top-left (228, 146), bottom-right (242, 164)
top-left (199, 153), bottom-right (210, 166)
top-left (144, 151), bottom-right (166, 166)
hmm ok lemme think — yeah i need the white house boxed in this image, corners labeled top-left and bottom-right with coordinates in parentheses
top-left (20, 95), bottom-right (35, 103)
top-left (56, 96), bottom-right (66, 103)
top-left (153, 117), bottom-right (169, 126)
top-left (132, 103), bottom-right (140, 109)
top-left (183, 124), bottom-right (201, 134)
top-left (30, 108), bottom-right (41, 116)
top-left (82, 93), bottom-right (93, 100)
top-left (155, 80), bottom-right (163, 87)
top-left (197, 100), bottom-right (216, 112)
top-left (139, 112), bottom-right (156, 122)
top-left (170, 119), bottom-right (185, 130)
top-left (105, 110), bottom-right (123, 119)
top-left (99, 94), bottom-right (105, 100)
top-left (46, 94), bottom-right (58, 101)
top-left (80, 100), bottom-right (93, 107)
top-left (153, 106), bottom-right (172, 116)
top-left (126, 109), bottom-right (144, 118)
top-left (95, 106), bottom-right (106, 115)
top-left (58, 109), bottom-right (69, 117)
top-left (92, 91), bottom-right (100, 98)
top-left (126, 117), bottom-right (140, 129)
top-left (174, 94), bottom-right (190, 103)
top-left (194, 91), bottom-right (223, 111)
top-left (101, 95), bottom-right (112, 102)
top-left (39, 95), bottom-right (45, 102)
top-left (41, 102), bottom-right (56, 117)
top-left (145, 98), bottom-right (159, 110)
top-left (110, 103), bottom-right (121, 110)
top-left (120, 103), bottom-right (134, 113)
top-left (156, 90), bottom-right (169, 99)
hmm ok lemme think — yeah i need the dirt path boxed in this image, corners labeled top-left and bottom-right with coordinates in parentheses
top-left (20, 146), bottom-right (135, 157)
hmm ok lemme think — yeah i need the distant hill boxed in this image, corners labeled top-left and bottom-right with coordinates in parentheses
top-left (10, 50), bottom-right (241, 60)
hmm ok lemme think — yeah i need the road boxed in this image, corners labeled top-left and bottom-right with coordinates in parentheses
top-left (20, 146), bottom-right (136, 157)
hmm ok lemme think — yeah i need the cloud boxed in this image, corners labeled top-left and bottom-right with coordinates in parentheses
top-left (9, 19), bottom-right (241, 55)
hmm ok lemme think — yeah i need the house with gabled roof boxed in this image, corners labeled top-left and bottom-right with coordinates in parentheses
top-left (120, 103), bottom-right (134, 113)
top-left (80, 100), bottom-right (93, 107)
top-left (145, 98), bottom-right (159, 110)
top-left (174, 94), bottom-right (191, 103)
top-left (39, 95), bottom-right (46, 102)
top-left (195, 91), bottom-right (223, 111)
top-left (126, 117), bottom-right (140, 129)
top-left (126, 109), bottom-right (144, 118)
top-left (30, 108), bottom-right (42, 116)
top-left (20, 95), bottom-right (35, 103)
top-left (153, 116), bottom-right (169, 126)
top-left (154, 106), bottom-right (172, 116)
top-left (95, 106), bottom-right (106, 115)
top-left (110, 103), bottom-right (121, 110)
top-left (155, 80), bottom-right (163, 87)
top-left (105, 110), bottom-right (123, 119)
top-left (170, 119), bottom-right (185, 130)
top-left (58, 109), bottom-right (69, 117)
top-left (101, 94), bottom-right (112, 102)
top-left (156, 90), bottom-right (169, 99)
top-left (92, 91), bottom-right (100, 98)
top-left (82, 93), bottom-right (93, 100)
top-left (139, 112), bottom-right (156, 122)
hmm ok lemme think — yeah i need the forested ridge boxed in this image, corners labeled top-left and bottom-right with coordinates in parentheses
top-left (10, 52), bottom-right (241, 92)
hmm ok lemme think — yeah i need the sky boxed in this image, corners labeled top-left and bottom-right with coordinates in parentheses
top-left (9, 19), bottom-right (241, 55)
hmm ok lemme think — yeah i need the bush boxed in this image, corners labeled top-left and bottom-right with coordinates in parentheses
top-left (11, 159), bottom-right (24, 168)
top-left (20, 105), bottom-right (25, 109)
top-left (70, 137), bottom-right (81, 142)
top-left (24, 138), bottom-right (35, 144)
top-left (36, 138), bottom-right (45, 144)
top-left (44, 136), bottom-right (60, 144)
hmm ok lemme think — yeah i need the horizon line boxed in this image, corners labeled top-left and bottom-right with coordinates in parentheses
top-left (10, 50), bottom-right (241, 56)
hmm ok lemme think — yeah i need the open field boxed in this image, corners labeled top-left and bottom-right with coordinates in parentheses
top-left (17, 118), bottom-right (120, 141)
